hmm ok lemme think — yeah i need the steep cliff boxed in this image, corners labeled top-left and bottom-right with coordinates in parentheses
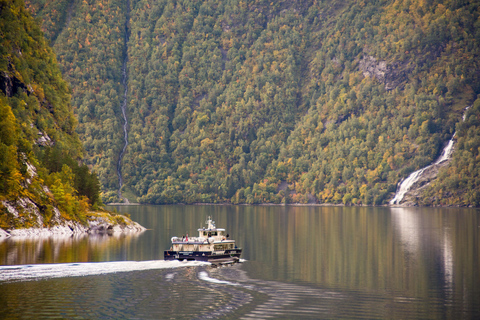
top-left (0, 0), bottom-right (144, 235)
top-left (27, 0), bottom-right (480, 206)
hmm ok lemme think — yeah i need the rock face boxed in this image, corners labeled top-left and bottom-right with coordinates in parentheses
top-left (0, 152), bottom-right (145, 239)
top-left (0, 217), bottom-right (145, 239)
top-left (359, 55), bottom-right (410, 90)
top-left (0, 199), bottom-right (145, 239)
top-left (390, 107), bottom-right (469, 206)
top-left (0, 150), bottom-right (145, 240)
top-left (396, 160), bottom-right (449, 206)
top-left (0, 71), bottom-right (32, 98)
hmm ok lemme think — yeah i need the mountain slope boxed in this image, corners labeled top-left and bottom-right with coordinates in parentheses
top-left (26, 0), bottom-right (128, 196)
top-left (0, 0), bottom-right (142, 232)
top-left (28, 0), bottom-right (480, 206)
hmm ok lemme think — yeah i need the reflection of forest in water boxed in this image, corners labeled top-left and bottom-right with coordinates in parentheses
top-left (0, 232), bottom-right (144, 265)
top-left (226, 206), bottom-right (479, 309)
top-left (1, 206), bottom-right (479, 318)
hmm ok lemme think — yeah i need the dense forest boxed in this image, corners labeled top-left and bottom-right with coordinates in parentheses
top-left (26, 0), bottom-right (480, 206)
top-left (0, 0), bottom-right (104, 229)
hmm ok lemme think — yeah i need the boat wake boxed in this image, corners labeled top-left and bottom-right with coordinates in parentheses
top-left (0, 260), bottom-right (209, 283)
top-left (198, 271), bottom-right (239, 286)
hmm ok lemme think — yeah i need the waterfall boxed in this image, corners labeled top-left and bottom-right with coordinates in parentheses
top-left (390, 106), bottom-right (470, 205)
top-left (434, 136), bottom-right (455, 165)
top-left (117, 0), bottom-right (130, 203)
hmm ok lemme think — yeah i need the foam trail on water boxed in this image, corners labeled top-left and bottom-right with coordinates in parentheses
top-left (198, 271), bottom-right (239, 286)
top-left (0, 260), bottom-right (209, 282)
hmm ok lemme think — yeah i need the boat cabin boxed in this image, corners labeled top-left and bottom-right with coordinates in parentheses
top-left (164, 216), bottom-right (242, 263)
top-left (169, 217), bottom-right (236, 253)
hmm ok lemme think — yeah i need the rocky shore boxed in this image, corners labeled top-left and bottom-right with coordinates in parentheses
top-left (0, 199), bottom-right (145, 240)
top-left (0, 219), bottom-right (145, 239)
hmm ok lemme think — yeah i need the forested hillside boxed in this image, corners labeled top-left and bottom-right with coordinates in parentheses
top-left (0, 0), bottom-right (104, 229)
top-left (28, 0), bottom-right (480, 206)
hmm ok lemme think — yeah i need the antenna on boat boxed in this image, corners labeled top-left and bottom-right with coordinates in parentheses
top-left (205, 216), bottom-right (216, 230)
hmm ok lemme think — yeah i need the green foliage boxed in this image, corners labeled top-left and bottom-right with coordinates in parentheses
top-left (0, 98), bottom-right (21, 196)
top-left (28, 0), bottom-right (480, 206)
top-left (0, 0), bottom-right (104, 228)
top-left (421, 97), bottom-right (480, 206)
top-left (37, 145), bottom-right (103, 208)
top-left (45, 164), bottom-right (88, 223)
top-left (25, 0), bottom-right (129, 193)
top-left (25, 0), bottom-right (73, 43)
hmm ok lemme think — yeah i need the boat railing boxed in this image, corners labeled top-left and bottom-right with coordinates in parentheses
top-left (171, 236), bottom-right (208, 243)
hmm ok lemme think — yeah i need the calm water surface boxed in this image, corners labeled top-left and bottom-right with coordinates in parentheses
top-left (0, 205), bottom-right (479, 319)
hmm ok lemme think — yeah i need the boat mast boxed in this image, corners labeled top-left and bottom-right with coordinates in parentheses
top-left (206, 216), bottom-right (215, 229)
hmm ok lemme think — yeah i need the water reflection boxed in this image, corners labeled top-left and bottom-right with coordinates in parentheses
top-left (391, 207), bottom-right (422, 253)
top-left (0, 205), bottom-right (479, 319)
top-left (231, 206), bottom-right (399, 290)
top-left (0, 231), bottom-right (145, 265)
top-left (390, 207), bottom-right (480, 318)
top-left (391, 208), bottom-right (454, 291)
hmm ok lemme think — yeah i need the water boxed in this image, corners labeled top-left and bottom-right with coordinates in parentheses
top-left (1, 205), bottom-right (479, 319)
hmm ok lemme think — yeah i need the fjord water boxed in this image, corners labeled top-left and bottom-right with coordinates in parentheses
top-left (1, 206), bottom-right (479, 319)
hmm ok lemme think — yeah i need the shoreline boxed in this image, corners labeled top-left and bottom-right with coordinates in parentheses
top-left (0, 223), bottom-right (146, 240)
top-left (0, 211), bottom-right (146, 240)
top-left (107, 202), bottom-right (475, 208)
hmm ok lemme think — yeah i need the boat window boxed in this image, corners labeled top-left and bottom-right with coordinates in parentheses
top-left (203, 231), bottom-right (207, 236)
top-left (214, 244), bottom-right (228, 251)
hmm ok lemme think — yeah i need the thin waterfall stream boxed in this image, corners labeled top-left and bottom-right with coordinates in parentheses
top-left (390, 106), bottom-right (470, 205)
top-left (117, 0), bottom-right (130, 203)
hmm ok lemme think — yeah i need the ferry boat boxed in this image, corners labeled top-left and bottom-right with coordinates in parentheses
top-left (164, 217), bottom-right (242, 263)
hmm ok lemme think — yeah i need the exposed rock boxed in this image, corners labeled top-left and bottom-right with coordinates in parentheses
top-left (0, 148), bottom-right (145, 239)
top-left (36, 131), bottom-right (53, 146)
top-left (22, 161), bottom-right (37, 187)
top-left (0, 212), bottom-right (146, 240)
top-left (1, 197), bottom-right (43, 226)
top-left (87, 212), bottom-right (145, 234)
top-left (1, 201), bottom-right (19, 219)
top-left (331, 56), bottom-right (341, 66)
top-left (0, 71), bottom-right (29, 97)
top-left (359, 55), bottom-right (387, 79)
top-left (391, 107), bottom-right (469, 206)
top-left (221, 21), bottom-right (231, 32)
top-left (25, 161), bottom-right (37, 178)
top-left (394, 159), bottom-right (449, 206)
top-left (6, 224), bottom-right (85, 238)
top-left (359, 55), bottom-right (410, 90)
top-left (0, 200), bottom-right (146, 240)
top-left (0, 228), bottom-right (10, 238)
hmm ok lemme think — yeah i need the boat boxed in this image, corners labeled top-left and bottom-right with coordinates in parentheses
top-left (164, 216), bottom-right (242, 264)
